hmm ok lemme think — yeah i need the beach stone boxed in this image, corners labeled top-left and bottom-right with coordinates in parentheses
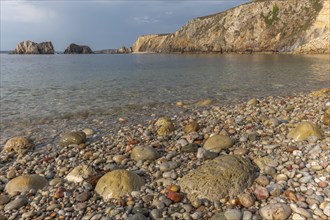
top-left (196, 99), bottom-right (212, 106)
top-left (238, 193), bottom-right (255, 208)
top-left (287, 122), bottom-right (323, 141)
top-left (253, 157), bottom-right (273, 170)
top-left (60, 131), bottom-right (86, 147)
top-left (5, 175), bottom-right (47, 196)
top-left (4, 197), bottom-right (28, 211)
top-left (82, 128), bottom-right (94, 136)
top-left (259, 204), bottom-right (291, 220)
top-left (322, 108), bottom-right (330, 126)
top-left (254, 186), bottom-right (269, 200)
top-left (0, 194), bottom-right (10, 205)
top-left (247, 98), bottom-right (259, 106)
top-left (323, 202), bottom-right (330, 217)
top-left (131, 146), bottom-right (160, 161)
top-left (309, 88), bottom-right (330, 97)
top-left (0, 215), bottom-right (6, 220)
top-left (184, 121), bottom-right (200, 134)
top-left (181, 143), bottom-right (199, 153)
top-left (203, 135), bottom-right (233, 153)
top-left (66, 165), bottom-right (96, 183)
top-left (75, 191), bottom-right (91, 202)
top-left (178, 155), bottom-right (258, 202)
top-left (2, 136), bottom-right (34, 154)
top-left (127, 213), bottom-right (147, 220)
top-left (95, 169), bottom-right (145, 200)
top-left (155, 117), bottom-right (175, 136)
top-left (211, 209), bottom-right (242, 220)
top-left (159, 161), bottom-right (179, 172)
top-left (242, 211), bottom-right (252, 220)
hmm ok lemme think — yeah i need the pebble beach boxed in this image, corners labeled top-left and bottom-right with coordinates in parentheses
top-left (0, 88), bottom-right (329, 220)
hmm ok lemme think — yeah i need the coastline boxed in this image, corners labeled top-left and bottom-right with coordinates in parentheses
top-left (0, 88), bottom-right (329, 219)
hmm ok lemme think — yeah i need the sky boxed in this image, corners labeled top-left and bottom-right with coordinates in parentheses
top-left (0, 0), bottom-right (249, 51)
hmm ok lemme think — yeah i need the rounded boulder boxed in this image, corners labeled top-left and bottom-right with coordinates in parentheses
top-left (60, 131), bottom-right (86, 147)
top-left (5, 175), bottom-right (47, 196)
top-left (203, 135), bottom-right (233, 153)
top-left (3, 136), bottom-right (34, 154)
top-left (95, 169), bottom-right (145, 200)
top-left (288, 121), bottom-right (323, 141)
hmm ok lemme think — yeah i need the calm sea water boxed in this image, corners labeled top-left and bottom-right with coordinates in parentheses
top-left (1, 53), bottom-right (329, 126)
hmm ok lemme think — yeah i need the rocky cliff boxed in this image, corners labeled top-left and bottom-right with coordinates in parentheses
top-left (64, 43), bottom-right (93, 54)
top-left (132, 0), bottom-right (329, 54)
top-left (13, 41), bottom-right (55, 54)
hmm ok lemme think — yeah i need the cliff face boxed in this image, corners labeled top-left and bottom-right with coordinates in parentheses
top-left (64, 43), bottom-right (93, 54)
top-left (132, 0), bottom-right (329, 53)
top-left (13, 41), bottom-right (55, 54)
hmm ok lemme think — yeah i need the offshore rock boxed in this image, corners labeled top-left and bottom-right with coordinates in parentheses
top-left (288, 121), bottom-right (323, 141)
top-left (178, 155), bottom-right (259, 202)
top-left (132, 0), bottom-right (330, 54)
top-left (5, 175), bottom-right (47, 196)
top-left (13, 40), bottom-right (55, 54)
top-left (64, 43), bottom-right (93, 54)
top-left (3, 136), bottom-right (34, 154)
top-left (95, 170), bottom-right (145, 200)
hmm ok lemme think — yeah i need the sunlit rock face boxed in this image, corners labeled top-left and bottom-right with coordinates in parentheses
top-left (132, 0), bottom-right (330, 54)
top-left (13, 41), bottom-right (55, 54)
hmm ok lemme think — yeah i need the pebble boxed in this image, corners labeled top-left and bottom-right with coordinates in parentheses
top-left (238, 193), bottom-right (255, 208)
top-left (0, 195), bottom-right (10, 205)
top-left (4, 197), bottom-right (28, 211)
top-left (159, 161), bottom-right (179, 172)
top-left (254, 186), bottom-right (269, 200)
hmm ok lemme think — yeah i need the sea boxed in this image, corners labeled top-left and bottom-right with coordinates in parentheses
top-left (1, 53), bottom-right (329, 134)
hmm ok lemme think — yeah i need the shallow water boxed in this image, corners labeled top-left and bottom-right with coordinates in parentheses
top-left (1, 53), bottom-right (329, 128)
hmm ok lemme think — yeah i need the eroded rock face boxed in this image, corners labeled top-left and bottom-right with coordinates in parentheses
top-left (13, 41), bottom-right (54, 54)
top-left (5, 175), bottom-right (47, 196)
top-left (288, 121), bottom-right (323, 141)
top-left (3, 136), bottom-right (34, 154)
top-left (178, 155), bottom-right (259, 202)
top-left (132, 0), bottom-right (330, 54)
top-left (64, 43), bottom-right (93, 54)
top-left (95, 170), bottom-right (145, 200)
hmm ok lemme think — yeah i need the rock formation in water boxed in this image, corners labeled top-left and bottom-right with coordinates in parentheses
top-left (132, 0), bottom-right (330, 54)
top-left (12, 41), bottom-right (55, 54)
top-left (64, 43), bottom-right (93, 54)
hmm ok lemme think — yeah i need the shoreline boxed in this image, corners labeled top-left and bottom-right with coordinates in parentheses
top-left (0, 88), bottom-right (329, 219)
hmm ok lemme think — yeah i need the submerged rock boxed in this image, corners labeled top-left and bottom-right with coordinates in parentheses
top-left (95, 170), bottom-right (145, 200)
top-left (203, 135), bottom-right (233, 153)
top-left (288, 121), bottom-right (323, 141)
top-left (60, 131), bottom-right (86, 147)
top-left (3, 136), bottom-right (34, 154)
top-left (5, 175), bottom-right (47, 196)
top-left (178, 155), bottom-right (258, 202)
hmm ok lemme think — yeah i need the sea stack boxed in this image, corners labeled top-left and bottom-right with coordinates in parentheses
top-left (64, 43), bottom-right (93, 54)
top-left (12, 41), bottom-right (55, 54)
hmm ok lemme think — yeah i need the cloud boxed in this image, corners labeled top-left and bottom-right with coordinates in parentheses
top-left (1, 1), bottom-right (57, 23)
top-left (133, 16), bottom-right (159, 24)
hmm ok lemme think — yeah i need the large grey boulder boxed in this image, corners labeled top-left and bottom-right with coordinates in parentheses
top-left (13, 41), bottom-right (54, 54)
top-left (64, 43), bottom-right (93, 54)
top-left (178, 155), bottom-right (259, 202)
